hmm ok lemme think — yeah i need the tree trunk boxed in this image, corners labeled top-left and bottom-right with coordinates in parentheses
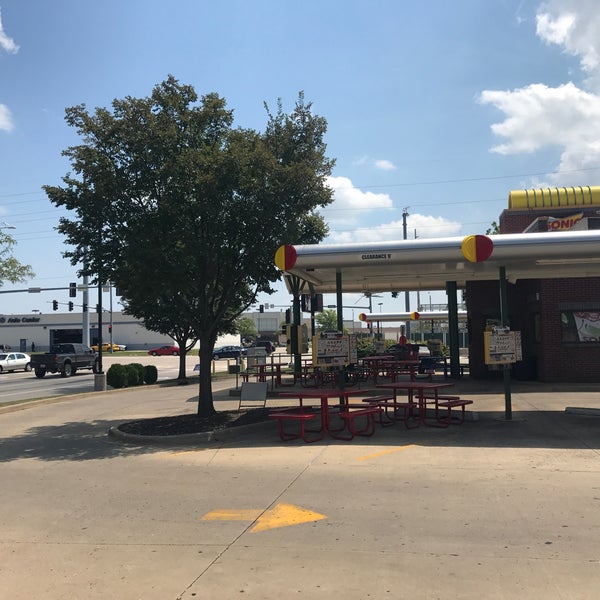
top-left (197, 343), bottom-right (216, 416)
top-left (178, 350), bottom-right (187, 382)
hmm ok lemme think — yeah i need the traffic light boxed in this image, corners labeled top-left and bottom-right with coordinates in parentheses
top-left (52, 300), bottom-right (58, 311)
top-left (285, 308), bottom-right (291, 323)
top-left (108, 325), bottom-right (112, 333)
top-left (68, 301), bottom-right (73, 312)
top-left (82, 302), bottom-right (88, 312)
top-left (69, 282), bottom-right (77, 297)
top-left (259, 304), bottom-right (264, 313)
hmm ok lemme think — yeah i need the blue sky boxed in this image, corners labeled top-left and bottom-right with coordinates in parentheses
top-left (1, 0), bottom-right (599, 319)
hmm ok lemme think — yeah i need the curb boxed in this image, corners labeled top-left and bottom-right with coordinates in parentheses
top-left (107, 419), bottom-right (274, 445)
top-left (565, 406), bottom-right (600, 417)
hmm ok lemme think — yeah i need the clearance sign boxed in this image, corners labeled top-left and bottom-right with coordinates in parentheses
top-left (547, 212), bottom-right (583, 231)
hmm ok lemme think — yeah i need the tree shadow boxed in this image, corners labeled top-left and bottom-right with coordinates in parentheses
top-left (0, 418), bottom-right (168, 463)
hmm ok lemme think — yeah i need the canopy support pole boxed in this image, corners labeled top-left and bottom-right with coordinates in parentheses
top-left (499, 266), bottom-right (513, 420)
top-left (446, 281), bottom-right (461, 378)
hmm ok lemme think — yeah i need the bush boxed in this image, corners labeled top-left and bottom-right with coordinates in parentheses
top-left (130, 363), bottom-right (144, 383)
top-left (125, 364), bottom-right (141, 387)
top-left (107, 362), bottom-right (157, 387)
top-left (107, 363), bottom-right (127, 388)
top-left (143, 364), bottom-right (158, 384)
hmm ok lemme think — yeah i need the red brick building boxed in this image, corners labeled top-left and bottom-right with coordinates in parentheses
top-left (466, 186), bottom-right (600, 382)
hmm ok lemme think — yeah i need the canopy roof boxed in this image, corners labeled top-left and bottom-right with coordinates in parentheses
top-left (276, 230), bottom-right (600, 294)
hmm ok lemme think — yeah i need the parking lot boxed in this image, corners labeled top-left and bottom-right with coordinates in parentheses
top-left (0, 376), bottom-right (599, 599)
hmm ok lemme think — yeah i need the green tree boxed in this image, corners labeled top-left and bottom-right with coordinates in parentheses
top-left (44, 77), bottom-right (334, 415)
top-left (315, 309), bottom-right (343, 333)
top-left (486, 221), bottom-right (500, 235)
top-left (235, 316), bottom-right (257, 343)
top-left (0, 229), bottom-right (34, 288)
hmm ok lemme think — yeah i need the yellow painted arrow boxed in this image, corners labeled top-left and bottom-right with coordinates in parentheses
top-left (202, 503), bottom-right (326, 532)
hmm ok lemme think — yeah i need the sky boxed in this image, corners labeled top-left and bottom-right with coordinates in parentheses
top-left (1, 0), bottom-right (600, 321)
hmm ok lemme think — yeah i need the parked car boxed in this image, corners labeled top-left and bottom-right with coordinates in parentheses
top-left (250, 340), bottom-right (276, 354)
top-left (387, 343), bottom-right (430, 358)
top-left (147, 345), bottom-right (180, 356)
top-left (212, 346), bottom-right (247, 360)
top-left (90, 342), bottom-right (122, 352)
top-left (0, 352), bottom-right (32, 373)
top-left (30, 343), bottom-right (99, 378)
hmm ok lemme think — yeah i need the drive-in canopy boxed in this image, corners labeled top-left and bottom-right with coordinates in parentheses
top-left (275, 230), bottom-right (600, 294)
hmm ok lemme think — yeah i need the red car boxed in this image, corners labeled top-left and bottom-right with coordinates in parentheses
top-left (147, 345), bottom-right (180, 356)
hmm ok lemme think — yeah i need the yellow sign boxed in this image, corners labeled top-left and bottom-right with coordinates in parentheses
top-left (484, 330), bottom-right (522, 365)
top-left (202, 503), bottom-right (326, 532)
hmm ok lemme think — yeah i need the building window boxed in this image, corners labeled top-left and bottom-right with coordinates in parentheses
top-left (560, 310), bottom-right (600, 342)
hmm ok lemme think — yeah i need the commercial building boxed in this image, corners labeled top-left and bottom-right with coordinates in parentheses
top-left (275, 185), bottom-right (600, 383)
top-left (467, 185), bottom-right (600, 382)
top-left (0, 311), bottom-right (174, 353)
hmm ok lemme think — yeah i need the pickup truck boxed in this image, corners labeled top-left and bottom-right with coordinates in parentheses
top-left (31, 343), bottom-right (100, 378)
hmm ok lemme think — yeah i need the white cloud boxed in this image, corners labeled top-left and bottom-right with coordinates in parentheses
top-left (322, 175), bottom-right (393, 228)
top-left (0, 9), bottom-right (19, 54)
top-left (479, 82), bottom-right (600, 154)
top-left (322, 177), bottom-right (460, 245)
top-left (326, 212), bottom-right (461, 244)
top-left (0, 9), bottom-right (18, 134)
top-left (0, 104), bottom-right (14, 132)
top-left (374, 159), bottom-right (396, 171)
top-left (479, 1), bottom-right (600, 186)
top-left (537, 1), bottom-right (600, 80)
top-left (352, 156), bottom-right (397, 171)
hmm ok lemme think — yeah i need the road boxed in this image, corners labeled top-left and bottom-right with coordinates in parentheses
top-left (0, 353), bottom-right (241, 404)
top-left (1, 375), bottom-right (599, 598)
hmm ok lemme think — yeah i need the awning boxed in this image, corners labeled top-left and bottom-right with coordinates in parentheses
top-left (275, 230), bottom-right (600, 294)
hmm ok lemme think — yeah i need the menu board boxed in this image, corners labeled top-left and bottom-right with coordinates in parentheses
top-left (313, 334), bottom-right (357, 367)
top-left (484, 330), bottom-right (522, 365)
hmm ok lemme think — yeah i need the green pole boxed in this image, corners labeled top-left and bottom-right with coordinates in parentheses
top-left (446, 281), bottom-right (460, 378)
top-left (499, 266), bottom-right (512, 420)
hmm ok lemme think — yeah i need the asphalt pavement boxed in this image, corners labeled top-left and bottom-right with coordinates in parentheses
top-left (0, 374), bottom-right (599, 599)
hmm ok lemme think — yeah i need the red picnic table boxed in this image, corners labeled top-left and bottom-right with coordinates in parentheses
top-left (276, 388), bottom-right (375, 440)
top-left (376, 380), bottom-right (455, 428)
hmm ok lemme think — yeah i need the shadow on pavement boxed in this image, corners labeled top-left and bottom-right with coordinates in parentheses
top-left (0, 419), bottom-right (170, 463)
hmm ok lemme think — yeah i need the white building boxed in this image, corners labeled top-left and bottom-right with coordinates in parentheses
top-left (0, 311), bottom-right (175, 353)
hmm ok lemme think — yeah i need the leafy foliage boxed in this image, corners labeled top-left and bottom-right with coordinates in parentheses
top-left (143, 364), bottom-right (158, 385)
top-left (235, 316), bottom-right (258, 342)
top-left (0, 230), bottom-right (34, 288)
top-left (315, 309), bottom-right (344, 333)
top-left (44, 77), bottom-right (334, 416)
top-left (106, 363), bottom-right (127, 388)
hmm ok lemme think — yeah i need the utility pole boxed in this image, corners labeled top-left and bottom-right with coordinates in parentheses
top-left (402, 207), bottom-right (411, 340)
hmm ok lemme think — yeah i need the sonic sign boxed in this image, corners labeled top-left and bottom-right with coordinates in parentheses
top-left (547, 212), bottom-right (583, 231)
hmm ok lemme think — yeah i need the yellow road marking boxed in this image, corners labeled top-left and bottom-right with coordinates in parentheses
top-left (356, 445), bottom-right (416, 461)
top-left (251, 503), bottom-right (326, 533)
top-left (202, 503), bottom-right (326, 532)
top-left (203, 509), bottom-right (262, 521)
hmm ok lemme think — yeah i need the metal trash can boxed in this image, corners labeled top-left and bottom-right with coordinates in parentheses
top-left (246, 347), bottom-right (266, 369)
top-left (428, 339), bottom-right (443, 356)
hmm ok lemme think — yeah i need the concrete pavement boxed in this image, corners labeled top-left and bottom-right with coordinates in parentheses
top-left (0, 375), bottom-right (599, 599)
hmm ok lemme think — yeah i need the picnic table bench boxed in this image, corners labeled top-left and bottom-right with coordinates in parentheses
top-left (269, 408), bottom-right (323, 443)
top-left (330, 404), bottom-right (384, 440)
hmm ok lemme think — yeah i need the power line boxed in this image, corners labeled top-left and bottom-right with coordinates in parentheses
top-left (2, 165), bottom-right (600, 203)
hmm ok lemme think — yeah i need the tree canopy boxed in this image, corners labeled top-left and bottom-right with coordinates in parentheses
top-left (315, 309), bottom-right (343, 333)
top-left (44, 76), bottom-right (334, 414)
top-left (0, 229), bottom-right (34, 288)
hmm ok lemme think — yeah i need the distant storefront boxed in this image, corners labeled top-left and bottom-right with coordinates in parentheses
top-left (0, 311), bottom-right (174, 353)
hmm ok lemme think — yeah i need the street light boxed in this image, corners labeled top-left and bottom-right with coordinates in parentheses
top-left (0, 221), bottom-right (16, 230)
